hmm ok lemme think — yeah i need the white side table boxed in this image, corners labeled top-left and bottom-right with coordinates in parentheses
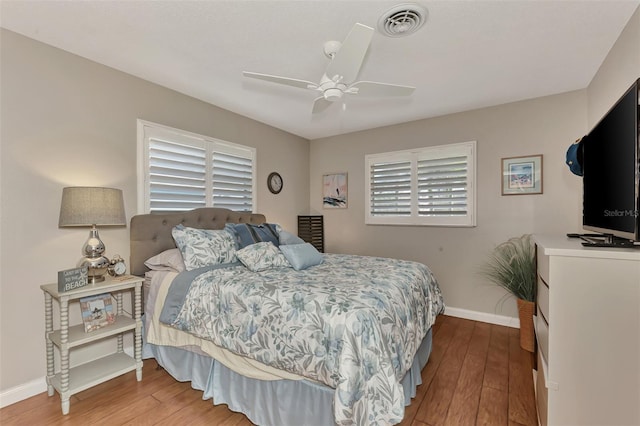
top-left (41, 275), bottom-right (143, 415)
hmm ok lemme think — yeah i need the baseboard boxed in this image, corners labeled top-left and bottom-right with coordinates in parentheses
top-left (0, 377), bottom-right (48, 409)
top-left (0, 346), bottom-right (135, 409)
top-left (444, 306), bottom-right (520, 328)
top-left (1, 309), bottom-right (515, 408)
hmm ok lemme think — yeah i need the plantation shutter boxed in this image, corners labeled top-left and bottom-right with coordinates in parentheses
top-left (148, 139), bottom-right (207, 212)
top-left (140, 121), bottom-right (256, 214)
top-left (212, 150), bottom-right (253, 211)
top-left (417, 155), bottom-right (468, 216)
top-left (365, 141), bottom-right (476, 226)
top-left (369, 159), bottom-right (412, 216)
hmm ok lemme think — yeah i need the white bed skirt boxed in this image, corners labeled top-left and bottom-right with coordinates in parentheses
top-left (143, 328), bottom-right (433, 426)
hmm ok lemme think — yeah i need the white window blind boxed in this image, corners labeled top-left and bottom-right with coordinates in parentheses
top-left (417, 155), bottom-right (468, 217)
top-left (148, 139), bottom-right (207, 212)
top-left (369, 157), bottom-right (412, 217)
top-left (366, 141), bottom-right (476, 227)
top-left (138, 120), bottom-right (256, 213)
top-left (211, 149), bottom-right (254, 211)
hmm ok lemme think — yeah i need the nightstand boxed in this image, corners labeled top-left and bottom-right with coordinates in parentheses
top-left (40, 274), bottom-right (143, 414)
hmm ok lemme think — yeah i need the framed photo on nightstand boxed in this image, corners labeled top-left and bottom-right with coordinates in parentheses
top-left (79, 293), bottom-right (116, 332)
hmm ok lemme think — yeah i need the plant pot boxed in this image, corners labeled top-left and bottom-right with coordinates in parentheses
top-left (517, 298), bottom-right (535, 352)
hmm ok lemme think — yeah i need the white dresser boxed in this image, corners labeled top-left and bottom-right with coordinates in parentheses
top-left (533, 235), bottom-right (640, 426)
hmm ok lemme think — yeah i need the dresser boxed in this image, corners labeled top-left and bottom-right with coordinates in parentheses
top-left (533, 235), bottom-right (640, 426)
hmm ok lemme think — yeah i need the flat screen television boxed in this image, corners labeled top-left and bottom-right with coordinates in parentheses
top-left (581, 78), bottom-right (639, 247)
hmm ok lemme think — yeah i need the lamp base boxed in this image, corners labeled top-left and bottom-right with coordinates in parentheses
top-left (78, 256), bottom-right (110, 283)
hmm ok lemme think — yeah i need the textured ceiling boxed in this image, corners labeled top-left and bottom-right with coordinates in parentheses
top-left (1, 1), bottom-right (638, 140)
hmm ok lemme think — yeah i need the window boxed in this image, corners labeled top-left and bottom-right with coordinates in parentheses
top-left (365, 141), bottom-right (476, 227)
top-left (137, 120), bottom-right (256, 213)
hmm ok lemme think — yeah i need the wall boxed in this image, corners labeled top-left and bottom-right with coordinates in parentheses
top-left (587, 4), bottom-right (640, 127)
top-left (310, 91), bottom-right (587, 320)
top-left (0, 29), bottom-right (309, 395)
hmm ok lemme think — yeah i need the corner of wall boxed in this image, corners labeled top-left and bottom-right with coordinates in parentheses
top-left (587, 5), bottom-right (640, 127)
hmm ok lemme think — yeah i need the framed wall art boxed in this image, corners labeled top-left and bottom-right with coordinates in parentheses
top-left (323, 172), bottom-right (348, 208)
top-left (501, 155), bottom-right (543, 195)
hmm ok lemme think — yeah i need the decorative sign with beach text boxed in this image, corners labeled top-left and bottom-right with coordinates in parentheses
top-left (58, 267), bottom-right (89, 292)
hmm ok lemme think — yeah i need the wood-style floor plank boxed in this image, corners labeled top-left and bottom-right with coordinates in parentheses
top-left (507, 328), bottom-right (538, 426)
top-left (483, 324), bottom-right (510, 391)
top-left (415, 317), bottom-right (475, 425)
top-left (477, 386), bottom-right (509, 426)
top-left (0, 315), bottom-right (537, 426)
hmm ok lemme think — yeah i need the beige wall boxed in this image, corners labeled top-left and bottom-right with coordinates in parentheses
top-left (310, 92), bottom-right (587, 318)
top-left (0, 29), bottom-right (309, 392)
top-left (587, 5), bottom-right (640, 127)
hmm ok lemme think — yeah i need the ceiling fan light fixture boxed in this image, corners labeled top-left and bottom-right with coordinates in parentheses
top-left (377, 3), bottom-right (428, 37)
top-left (323, 88), bottom-right (343, 102)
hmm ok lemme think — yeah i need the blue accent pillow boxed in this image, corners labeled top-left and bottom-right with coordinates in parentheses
top-left (279, 243), bottom-right (324, 271)
top-left (225, 223), bottom-right (280, 249)
top-left (279, 230), bottom-right (305, 245)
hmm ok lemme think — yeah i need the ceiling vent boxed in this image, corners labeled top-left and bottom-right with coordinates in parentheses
top-left (377, 3), bottom-right (428, 37)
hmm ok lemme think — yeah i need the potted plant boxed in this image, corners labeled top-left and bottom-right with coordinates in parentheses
top-left (481, 234), bottom-right (536, 352)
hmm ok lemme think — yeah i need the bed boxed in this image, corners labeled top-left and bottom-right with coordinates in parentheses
top-left (130, 208), bottom-right (444, 425)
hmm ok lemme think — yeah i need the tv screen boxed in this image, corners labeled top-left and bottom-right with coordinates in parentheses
top-left (582, 79), bottom-right (639, 243)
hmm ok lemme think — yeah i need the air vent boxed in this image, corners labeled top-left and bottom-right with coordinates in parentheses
top-left (377, 3), bottom-right (428, 37)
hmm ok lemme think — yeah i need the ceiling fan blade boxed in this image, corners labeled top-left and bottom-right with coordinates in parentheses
top-left (242, 71), bottom-right (318, 90)
top-left (325, 23), bottom-right (374, 84)
top-left (312, 96), bottom-right (333, 114)
top-left (349, 81), bottom-right (415, 97)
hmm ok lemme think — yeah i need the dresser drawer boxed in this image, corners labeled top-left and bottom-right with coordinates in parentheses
top-left (537, 277), bottom-right (549, 322)
top-left (536, 245), bottom-right (550, 284)
top-left (535, 307), bottom-right (549, 362)
top-left (536, 350), bottom-right (549, 426)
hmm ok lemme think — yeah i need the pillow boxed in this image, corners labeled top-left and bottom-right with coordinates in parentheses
top-left (225, 223), bottom-right (280, 248)
top-left (235, 241), bottom-right (291, 272)
top-left (144, 248), bottom-right (186, 272)
top-left (279, 229), bottom-right (305, 245)
top-left (279, 243), bottom-right (323, 271)
top-left (171, 224), bottom-right (237, 270)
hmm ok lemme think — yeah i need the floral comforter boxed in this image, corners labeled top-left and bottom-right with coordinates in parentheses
top-left (160, 254), bottom-right (444, 425)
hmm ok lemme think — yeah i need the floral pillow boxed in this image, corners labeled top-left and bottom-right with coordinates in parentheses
top-left (235, 241), bottom-right (291, 272)
top-left (171, 224), bottom-right (237, 270)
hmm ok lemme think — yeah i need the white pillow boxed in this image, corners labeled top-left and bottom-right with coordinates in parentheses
top-left (144, 248), bottom-right (186, 272)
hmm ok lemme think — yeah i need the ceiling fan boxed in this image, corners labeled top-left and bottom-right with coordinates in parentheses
top-left (242, 23), bottom-right (415, 114)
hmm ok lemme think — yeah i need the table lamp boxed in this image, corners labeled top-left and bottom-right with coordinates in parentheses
top-left (59, 187), bottom-right (126, 283)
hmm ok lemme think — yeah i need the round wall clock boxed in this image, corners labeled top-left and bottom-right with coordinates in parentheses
top-left (267, 172), bottom-right (283, 194)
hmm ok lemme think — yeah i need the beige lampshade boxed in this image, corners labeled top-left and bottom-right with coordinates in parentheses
top-left (59, 187), bottom-right (126, 227)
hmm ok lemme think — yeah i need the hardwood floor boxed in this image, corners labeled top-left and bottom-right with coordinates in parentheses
top-left (1, 315), bottom-right (537, 425)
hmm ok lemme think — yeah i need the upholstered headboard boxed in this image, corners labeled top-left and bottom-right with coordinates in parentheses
top-left (129, 208), bottom-right (266, 276)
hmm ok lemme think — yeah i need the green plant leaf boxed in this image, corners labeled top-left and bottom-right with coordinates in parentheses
top-left (480, 234), bottom-right (536, 302)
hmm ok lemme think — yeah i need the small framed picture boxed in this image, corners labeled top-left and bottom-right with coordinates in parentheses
top-left (323, 172), bottom-right (348, 208)
top-left (501, 155), bottom-right (543, 195)
top-left (80, 293), bottom-right (116, 332)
